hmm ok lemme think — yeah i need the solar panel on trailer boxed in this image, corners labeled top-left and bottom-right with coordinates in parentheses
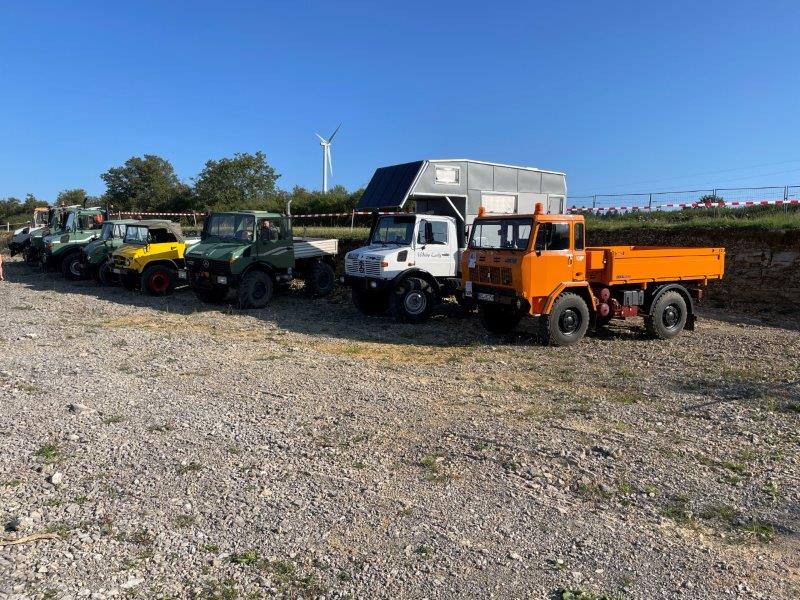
top-left (357, 161), bottom-right (424, 209)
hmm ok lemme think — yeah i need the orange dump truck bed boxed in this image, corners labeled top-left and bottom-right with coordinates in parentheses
top-left (586, 246), bottom-right (725, 285)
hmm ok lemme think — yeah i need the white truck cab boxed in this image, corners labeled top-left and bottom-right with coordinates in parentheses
top-left (344, 159), bottom-right (567, 323)
top-left (344, 214), bottom-right (464, 322)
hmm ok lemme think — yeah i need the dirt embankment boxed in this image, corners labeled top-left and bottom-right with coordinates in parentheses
top-left (587, 228), bottom-right (800, 314)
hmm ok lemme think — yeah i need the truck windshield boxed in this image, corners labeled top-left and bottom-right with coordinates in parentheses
top-left (63, 212), bottom-right (77, 231)
top-left (124, 226), bottom-right (150, 245)
top-left (371, 216), bottom-right (415, 245)
top-left (100, 222), bottom-right (114, 241)
top-left (469, 218), bottom-right (533, 250)
top-left (204, 214), bottom-right (255, 242)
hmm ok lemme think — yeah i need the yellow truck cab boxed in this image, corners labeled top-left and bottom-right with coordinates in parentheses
top-left (111, 220), bottom-right (198, 295)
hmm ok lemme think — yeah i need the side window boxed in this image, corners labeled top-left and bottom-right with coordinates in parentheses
top-left (536, 223), bottom-right (571, 251)
top-left (430, 221), bottom-right (448, 244)
top-left (258, 218), bottom-right (281, 241)
top-left (574, 223), bottom-right (585, 251)
top-left (417, 220), bottom-right (428, 244)
top-left (115, 225), bottom-right (126, 238)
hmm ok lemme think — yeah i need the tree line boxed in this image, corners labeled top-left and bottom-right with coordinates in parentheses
top-left (1, 152), bottom-right (364, 224)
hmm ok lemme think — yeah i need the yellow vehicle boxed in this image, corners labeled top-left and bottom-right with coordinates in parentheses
top-left (110, 220), bottom-right (197, 295)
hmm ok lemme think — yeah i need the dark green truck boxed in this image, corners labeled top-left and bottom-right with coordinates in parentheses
top-left (181, 211), bottom-right (338, 307)
top-left (79, 219), bottom-right (138, 283)
top-left (41, 206), bottom-right (107, 279)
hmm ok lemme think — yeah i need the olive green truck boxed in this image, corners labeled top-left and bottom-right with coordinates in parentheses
top-left (180, 211), bottom-right (337, 307)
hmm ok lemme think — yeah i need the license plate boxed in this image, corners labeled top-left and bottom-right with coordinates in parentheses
top-left (112, 268), bottom-right (123, 274)
top-left (477, 292), bottom-right (495, 302)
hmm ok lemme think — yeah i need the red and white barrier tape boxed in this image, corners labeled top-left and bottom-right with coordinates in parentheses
top-left (569, 198), bottom-right (800, 213)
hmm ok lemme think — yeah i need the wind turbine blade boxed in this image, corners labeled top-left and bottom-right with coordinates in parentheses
top-left (327, 147), bottom-right (333, 175)
top-left (315, 133), bottom-right (327, 143)
top-left (328, 123), bottom-right (342, 142)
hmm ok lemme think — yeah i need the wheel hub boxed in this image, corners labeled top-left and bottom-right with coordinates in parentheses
top-left (663, 304), bottom-right (680, 329)
top-left (404, 291), bottom-right (426, 315)
top-left (559, 309), bottom-right (580, 334)
top-left (253, 281), bottom-right (267, 300)
top-left (150, 273), bottom-right (169, 293)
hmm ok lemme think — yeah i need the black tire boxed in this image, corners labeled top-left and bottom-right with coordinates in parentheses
top-left (478, 304), bottom-right (523, 334)
top-left (197, 286), bottom-right (229, 304)
top-left (351, 286), bottom-right (389, 315)
top-left (539, 292), bottom-right (590, 346)
top-left (645, 290), bottom-right (688, 340)
top-left (390, 276), bottom-right (437, 323)
top-left (98, 261), bottom-right (118, 286)
top-left (237, 271), bottom-right (274, 308)
top-left (23, 246), bottom-right (37, 264)
top-left (305, 262), bottom-right (335, 297)
top-left (456, 291), bottom-right (477, 313)
top-left (142, 264), bottom-right (177, 296)
top-left (120, 272), bottom-right (138, 291)
top-left (61, 253), bottom-right (84, 280)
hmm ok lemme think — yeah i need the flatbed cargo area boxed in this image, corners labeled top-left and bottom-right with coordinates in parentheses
top-left (586, 245), bottom-right (725, 285)
top-left (293, 237), bottom-right (338, 259)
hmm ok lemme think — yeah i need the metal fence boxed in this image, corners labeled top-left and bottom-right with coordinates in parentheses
top-left (569, 185), bottom-right (800, 212)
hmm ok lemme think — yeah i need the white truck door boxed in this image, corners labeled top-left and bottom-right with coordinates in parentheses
top-left (416, 218), bottom-right (456, 277)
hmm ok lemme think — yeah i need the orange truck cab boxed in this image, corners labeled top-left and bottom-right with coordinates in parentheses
top-left (461, 206), bottom-right (725, 346)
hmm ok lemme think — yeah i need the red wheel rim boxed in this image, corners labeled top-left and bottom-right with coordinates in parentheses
top-left (149, 271), bottom-right (170, 293)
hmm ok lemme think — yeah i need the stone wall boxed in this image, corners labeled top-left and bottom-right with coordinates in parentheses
top-left (587, 228), bottom-right (800, 314)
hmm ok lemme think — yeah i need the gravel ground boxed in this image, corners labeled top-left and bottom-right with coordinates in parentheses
top-left (1, 256), bottom-right (798, 600)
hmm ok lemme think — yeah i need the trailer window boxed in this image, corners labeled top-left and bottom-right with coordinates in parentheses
top-left (574, 223), bottom-right (585, 250)
top-left (536, 223), bottom-right (571, 251)
top-left (469, 218), bottom-right (532, 250)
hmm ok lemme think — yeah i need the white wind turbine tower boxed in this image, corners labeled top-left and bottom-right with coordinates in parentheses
top-left (316, 123), bottom-right (341, 193)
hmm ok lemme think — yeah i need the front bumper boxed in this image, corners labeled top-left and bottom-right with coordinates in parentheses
top-left (185, 269), bottom-right (238, 290)
top-left (341, 274), bottom-right (392, 291)
top-left (465, 282), bottom-right (529, 310)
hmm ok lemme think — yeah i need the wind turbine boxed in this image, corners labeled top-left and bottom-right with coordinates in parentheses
top-left (316, 124), bottom-right (341, 193)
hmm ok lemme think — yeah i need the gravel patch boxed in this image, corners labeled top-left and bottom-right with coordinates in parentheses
top-left (1, 257), bottom-right (798, 599)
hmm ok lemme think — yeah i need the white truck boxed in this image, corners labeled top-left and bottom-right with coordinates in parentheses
top-left (343, 159), bottom-right (567, 323)
top-left (8, 207), bottom-right (50, 257)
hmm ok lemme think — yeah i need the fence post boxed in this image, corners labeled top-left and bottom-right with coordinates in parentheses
top-left (350, 210), bottom-right (355, 230)
top-left (592, 195), bottom-right (596, 210)
top-left (648, 194), bottom-right (653, 211)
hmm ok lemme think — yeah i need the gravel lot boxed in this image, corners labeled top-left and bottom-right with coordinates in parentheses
top-left (1, 256), bottom-right (798, 600)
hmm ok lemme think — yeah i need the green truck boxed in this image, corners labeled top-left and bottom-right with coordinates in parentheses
top-left (26, 205), bottom-right (76, 264)
top-left (181, 211), bottom-right (338, 307)
top-left (79, 219), bottom-right (138, 284)
top-left (41, 206), bottom-right (107, 279)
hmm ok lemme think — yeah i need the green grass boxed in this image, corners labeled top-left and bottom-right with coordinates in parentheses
top-left (35, 442), bottom-right (61, 462)
top-left (296, 226), bottom-right (369, 241)
top-left (583, 205), bottom-right (800, 231)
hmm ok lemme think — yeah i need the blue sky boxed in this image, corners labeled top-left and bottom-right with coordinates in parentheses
top-left (1, 0), bottom-right (799, 201)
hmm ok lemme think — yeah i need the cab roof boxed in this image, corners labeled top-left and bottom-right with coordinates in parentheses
top-left (130, 220), bottom-right (185, 242)
top-left (210, 210), bottom-right (283, 218)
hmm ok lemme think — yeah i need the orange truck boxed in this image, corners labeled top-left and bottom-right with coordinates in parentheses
top-left (461, 206), bottom-right (725, 346)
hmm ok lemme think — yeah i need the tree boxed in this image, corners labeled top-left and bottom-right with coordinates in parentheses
top-left (56, 188), bottom-right (89, 207)
top-left (101, 154), bottom-right (193, 212)
top-left (193, 151), bottom-right (280, 212)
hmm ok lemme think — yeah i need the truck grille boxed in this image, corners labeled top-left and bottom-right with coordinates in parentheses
top-left (346, 256), bottom-right (381, 277)
top-left (470, 266), bottom-right (512, 286)
top-left (186, 258), bottom-right (230, 274)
